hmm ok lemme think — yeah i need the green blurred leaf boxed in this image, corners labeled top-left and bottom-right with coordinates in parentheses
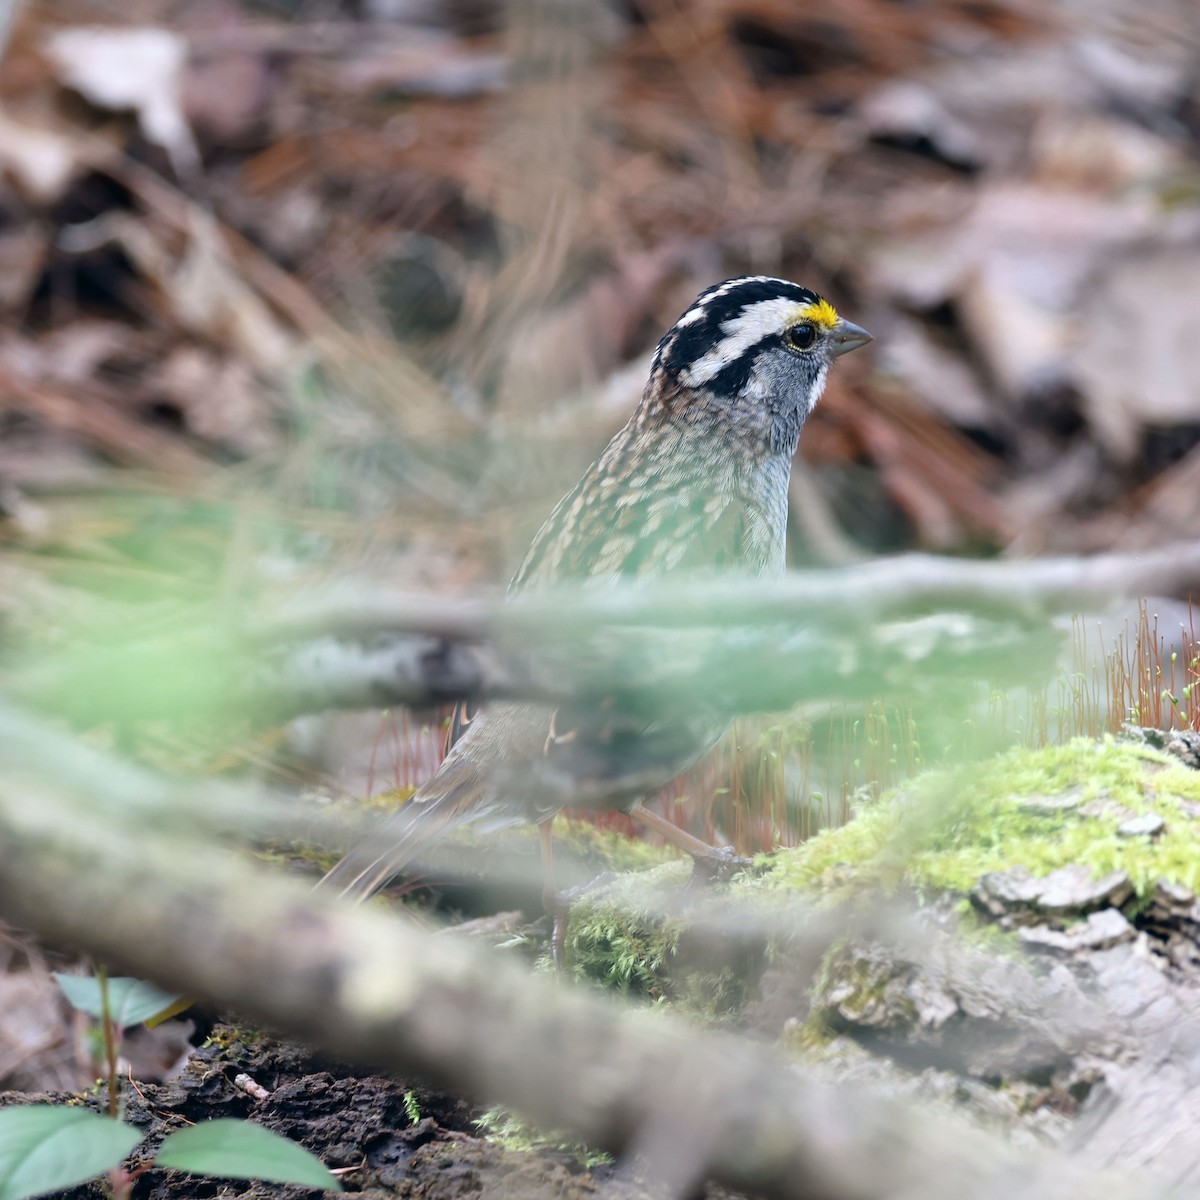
top-left (156, 1119), bottom-right (341, 1190)
top-left (53, 974), bottom-right (182, 1028)
top-left (0, 1105), bottom-right (141, 1200)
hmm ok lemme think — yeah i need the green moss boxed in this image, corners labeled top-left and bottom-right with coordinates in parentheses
top-left (550, 816), bottom-right (682, 872)
top-left (474, 1106), bottom-right (612, 1168)
top-left (363, 785), bottom-right (418, 812)
top-left (759, 738), bottom-right (1200, 902)
top-left (566, 861), bottom-right (691, 997)
top-left (676, 966), bottom-right (758, 1023)
top-left (564, 858), bottom-right (764, 1019)
top-left (200, 1024), bottom-right (268, 1051)
top-left (556, 739), bottom-right (1200, 1029)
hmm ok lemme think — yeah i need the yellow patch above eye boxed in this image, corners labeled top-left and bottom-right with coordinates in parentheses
top-left (788, 298), bottom-right (840, 330)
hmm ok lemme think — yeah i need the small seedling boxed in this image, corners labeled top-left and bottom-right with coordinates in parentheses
top-left (0, 1109), bottom-right (341, 1200)
top-left (0, 972), bottom-right (341, 1200)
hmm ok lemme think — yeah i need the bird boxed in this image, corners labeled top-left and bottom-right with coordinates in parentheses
top-left (321, 276), bottom-right (872, 947)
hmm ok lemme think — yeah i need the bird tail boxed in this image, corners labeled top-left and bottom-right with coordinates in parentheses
top-left (318, 757), bottom-right (483, 902)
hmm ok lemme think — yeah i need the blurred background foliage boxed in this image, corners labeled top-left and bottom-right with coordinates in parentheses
top-left (0, 0), bottom-right (1198, 861)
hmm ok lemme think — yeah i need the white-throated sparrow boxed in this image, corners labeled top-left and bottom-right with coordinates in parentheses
top-left (322, 276), bottom-right (871, 912)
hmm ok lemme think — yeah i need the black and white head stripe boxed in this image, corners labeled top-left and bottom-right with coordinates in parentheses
top-left (654, 277), bottom-right (840, 391)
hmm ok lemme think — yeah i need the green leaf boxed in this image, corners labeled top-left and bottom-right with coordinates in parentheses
top-left (156, 1120), bottom-right (341, 1191)
top-left (53, 974), bottom-right (182, 1028)
top-left (0, 1105), bottom-right (141, 1200)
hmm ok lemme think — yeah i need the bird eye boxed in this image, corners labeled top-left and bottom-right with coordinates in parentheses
top-left (786, 324), bottom-right (817, 352)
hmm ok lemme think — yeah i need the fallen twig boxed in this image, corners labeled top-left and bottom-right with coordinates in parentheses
top-left (0, 771), bottom-right (1152, 1200)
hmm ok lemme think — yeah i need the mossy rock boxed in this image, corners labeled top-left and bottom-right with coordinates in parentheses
top-left (756, 736), bottom-right (1200, 904)
top-left (563, 738), bottom-right (1200, 1020)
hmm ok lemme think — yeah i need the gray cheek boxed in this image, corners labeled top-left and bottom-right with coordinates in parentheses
top-left (782, 352), bottom-right (826, 407)
top-left (759, 351), bottom-right (824, 407)
top-left (750, 352), bottom-right (824, 456)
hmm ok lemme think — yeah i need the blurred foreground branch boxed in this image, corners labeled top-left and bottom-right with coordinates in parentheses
top-left (0, 701), bottom-right (352, 847)
top-left (0, 768), bottom-right (1149, 1200)
top-left (263, 541), bottom-right (1200, 640)
top-left (10, 542), bottom-right (1199, 725)
top-left (7, 615), bottom-right (1062, 725)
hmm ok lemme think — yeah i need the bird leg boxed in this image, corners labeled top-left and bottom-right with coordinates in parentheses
top-left (630, 803), bottom-right (753, 880)
top-left (538, 817), bottom-right (569, 970)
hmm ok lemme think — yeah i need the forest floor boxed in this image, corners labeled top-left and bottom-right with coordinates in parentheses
top-left (2, 1), bottom-right (1200, 1194)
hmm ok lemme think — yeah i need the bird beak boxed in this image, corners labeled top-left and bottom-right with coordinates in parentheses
top-left (829, 319), bottom-right (873, 358)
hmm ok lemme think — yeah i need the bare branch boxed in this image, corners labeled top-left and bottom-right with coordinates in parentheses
top-left (5, 603), bottom-right (1071, 726)
top-left (0, 701), bottom-right (351, 848)
top-left (0, 775), bottom-right (1149, 1200)
top-left (260, 541), bottom-right (1200, 642)
top-left (6, 615), bottom-right (1061, 723)
top-left (9, 544), bottom-right (1197, 725)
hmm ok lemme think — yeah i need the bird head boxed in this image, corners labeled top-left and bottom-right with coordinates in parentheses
top-left (646, 276), bottom-right (872, 455)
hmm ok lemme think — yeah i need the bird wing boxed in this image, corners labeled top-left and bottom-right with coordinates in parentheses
top-left (476, 473), bottom-right (772, 805)
top-left (326, 439), bottom-right (774, 898)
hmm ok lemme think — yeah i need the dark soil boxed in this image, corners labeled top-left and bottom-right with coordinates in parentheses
top-left (20, 1027), bottom-right (669, 1200)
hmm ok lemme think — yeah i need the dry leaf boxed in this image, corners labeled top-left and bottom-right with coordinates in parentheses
top-left (1073, 246), bottom-right (1200, 461)
top-left (44, 26), bottom-right (200, 176)
top-left (0, 110), bottom-right (81, 203)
